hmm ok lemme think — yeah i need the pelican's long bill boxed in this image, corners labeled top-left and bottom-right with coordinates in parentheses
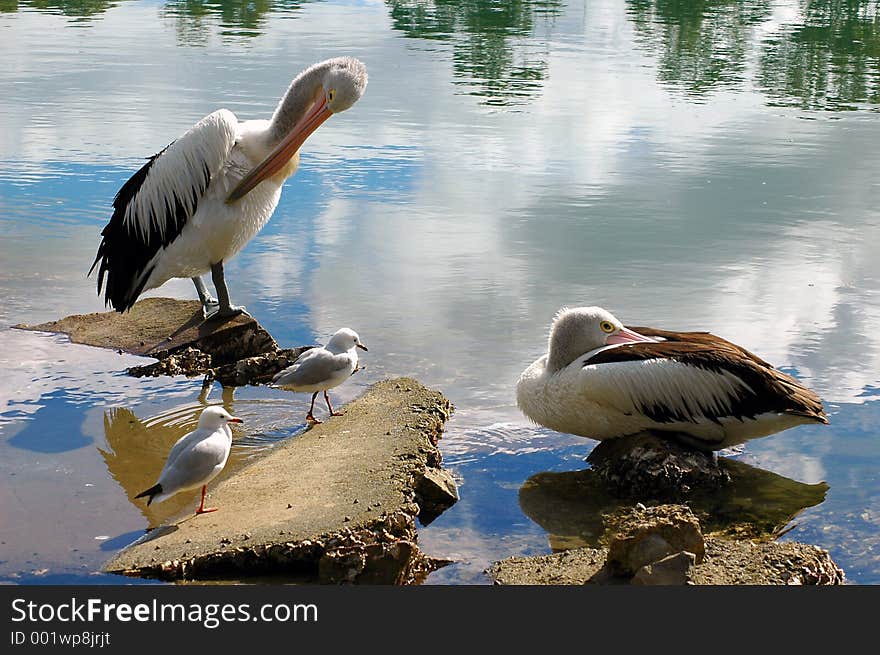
top-left (605, 326), bottom-right (654, 346)
top-left (226, 93), bottom-right (333, 203)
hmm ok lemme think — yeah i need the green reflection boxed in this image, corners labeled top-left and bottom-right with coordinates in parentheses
top-left (3, 0), bottom-right (308, 31)
top-left (386, 0), bottom-right (563, 105)
top-left (627, 0), bottom-right (880, 111)
top-left (161, 0), bottom-right (309, 40)
top-left (4, 0), bottom-right (122, 18)
top-left (758, 1), bottom-right (880, 110)
top-left (519, 457), bottom-right (828, 551)
top-left (626, 0), bottom-right (772, 96)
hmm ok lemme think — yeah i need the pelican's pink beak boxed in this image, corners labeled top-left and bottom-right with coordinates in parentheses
top-left (226, 92), bottom-right (333, 203)
top-left (228, 417), bottom-right (243, 424)
top-left (605, 326), bottom-right (654, 346)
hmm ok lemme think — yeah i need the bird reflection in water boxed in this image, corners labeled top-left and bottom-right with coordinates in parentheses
top-left (518, 439), bottom-right (829, 552)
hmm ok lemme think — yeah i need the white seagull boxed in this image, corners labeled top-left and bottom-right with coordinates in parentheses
top-left (90, 57), bottom-right (367, 319)
top-left (516, 306), bottom-right (828, 450)
top-left (272, 328), bottom-right (367, 424)
top-left (135, 405), bottom-right (242, 514)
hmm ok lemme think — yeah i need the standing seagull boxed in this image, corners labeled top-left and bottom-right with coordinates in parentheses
top-left (90, 57), bottom-right (367, 319)
top-left (135, 406), bottom-right (242, 514)
top-left (516, 306), bottom-right (828, 450)
top-left (272, 328), bottom-right (367, 424)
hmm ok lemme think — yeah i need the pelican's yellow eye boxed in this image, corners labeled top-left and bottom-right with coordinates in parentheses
top-left (328, 89), bottom-right (336, 103)
top-left (600, 321), bottom-right (615, 333)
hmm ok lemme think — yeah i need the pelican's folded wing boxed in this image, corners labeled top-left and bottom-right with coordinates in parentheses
top-left (90, 109), bottom-right (239, 312)
top-left (581, 341), bottom-right (825, 425)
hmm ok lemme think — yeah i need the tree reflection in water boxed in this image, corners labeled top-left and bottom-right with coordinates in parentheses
top-left (627, 0), bottom-right (880, 111)
top-left (386, 0), bottom-right (563, 106)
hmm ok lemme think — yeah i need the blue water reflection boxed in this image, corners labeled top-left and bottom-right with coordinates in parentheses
top-left (1, 0), bottom-right (879, 585)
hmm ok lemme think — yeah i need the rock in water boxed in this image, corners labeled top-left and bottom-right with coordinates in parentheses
top-left (605, 504), bottom-right (705, 576)
top-left (14, 297), bottom-right (313, 386)
top-left (587, 432), bottom-right (731, 499)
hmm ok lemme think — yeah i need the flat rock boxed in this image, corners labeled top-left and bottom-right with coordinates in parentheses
top-left (103, 378), bottom-right (457, 583)
top-left (488, 538), bottom-right (844, 585)
top-left (689, 539), bottom-right (845, 585)
top-left (14, 297), bottom-right (277, 365)
top-left (487, 548), bottom-right (608, 586)
top-left (13, 297), bottom-right (312, 385)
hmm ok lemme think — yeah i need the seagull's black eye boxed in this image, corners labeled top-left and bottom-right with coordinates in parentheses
top-left (600, 321), bottom-right (614, 333)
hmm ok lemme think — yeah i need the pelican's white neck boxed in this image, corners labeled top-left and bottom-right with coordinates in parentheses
top-left (269, 64), bottom-right (328, 147)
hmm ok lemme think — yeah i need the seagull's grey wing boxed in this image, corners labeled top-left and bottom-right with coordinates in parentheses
top-left (273, 350), bottom-right (351, 388)
top-left (159, 427), bottom-right (204, 476)
top-left (272, 348), bottom-right (319, 385)
top-left (158, 433), bottom-right (229, 493)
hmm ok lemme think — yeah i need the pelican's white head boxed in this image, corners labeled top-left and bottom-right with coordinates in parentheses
top-left (320, 57), bottom-right (368, 114)
top-left (326, 327), bottom-right (368, 354)
top-left (227, 57), bottom-right (368, 202)
top-left (197, 405), bottom-right (244, 430)
top-left (546, 306), bottom-right (654, 373)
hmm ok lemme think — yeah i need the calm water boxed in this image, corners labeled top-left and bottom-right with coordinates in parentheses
top-left (1, 0), bottom-right (879, 584)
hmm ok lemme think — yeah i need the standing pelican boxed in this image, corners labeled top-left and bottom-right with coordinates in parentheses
top-left (516, 306), bottom-right (828, 450)
top-left (90, 57), bottom-right (368, 319)
top-left (135, 405), bottom-right (242, 515)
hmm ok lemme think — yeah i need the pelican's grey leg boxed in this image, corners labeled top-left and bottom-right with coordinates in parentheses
top-left (192, 276), bottom-right (220, 319)
top-left (209, 261), bottom-right (249, 319)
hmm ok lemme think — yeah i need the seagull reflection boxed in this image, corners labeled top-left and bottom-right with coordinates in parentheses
top-left (518, 453), bottom-right (829, 552)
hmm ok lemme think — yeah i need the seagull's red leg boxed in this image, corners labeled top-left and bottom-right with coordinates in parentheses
top-left (325, 390), bottom-right (343, 416)
top-left (306, 391), bottom-right (322, 424)
top-left (195, 485), bottom-right (218, 514)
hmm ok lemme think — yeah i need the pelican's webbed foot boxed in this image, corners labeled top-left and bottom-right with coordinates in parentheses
top-left (213, 304), bottom-right (250, 319)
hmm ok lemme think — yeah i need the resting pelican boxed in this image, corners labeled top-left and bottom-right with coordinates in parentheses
top-left (272, 327), bottom-right (367, 424)
top-left (90, 57), bottom-right (368, 319)
top-left (516, 306), bottom-right (828, 450)
top-left (135, 406), bottom-right (242, 515)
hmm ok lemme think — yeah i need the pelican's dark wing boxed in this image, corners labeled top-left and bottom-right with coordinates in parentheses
top-left (89, 109), bottom-right (238, 312)
top-left (582, 339), bottom-right (827, 425)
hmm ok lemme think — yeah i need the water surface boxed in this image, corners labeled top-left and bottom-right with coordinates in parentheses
top-left (1, 0), bottom-right (879, 584)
